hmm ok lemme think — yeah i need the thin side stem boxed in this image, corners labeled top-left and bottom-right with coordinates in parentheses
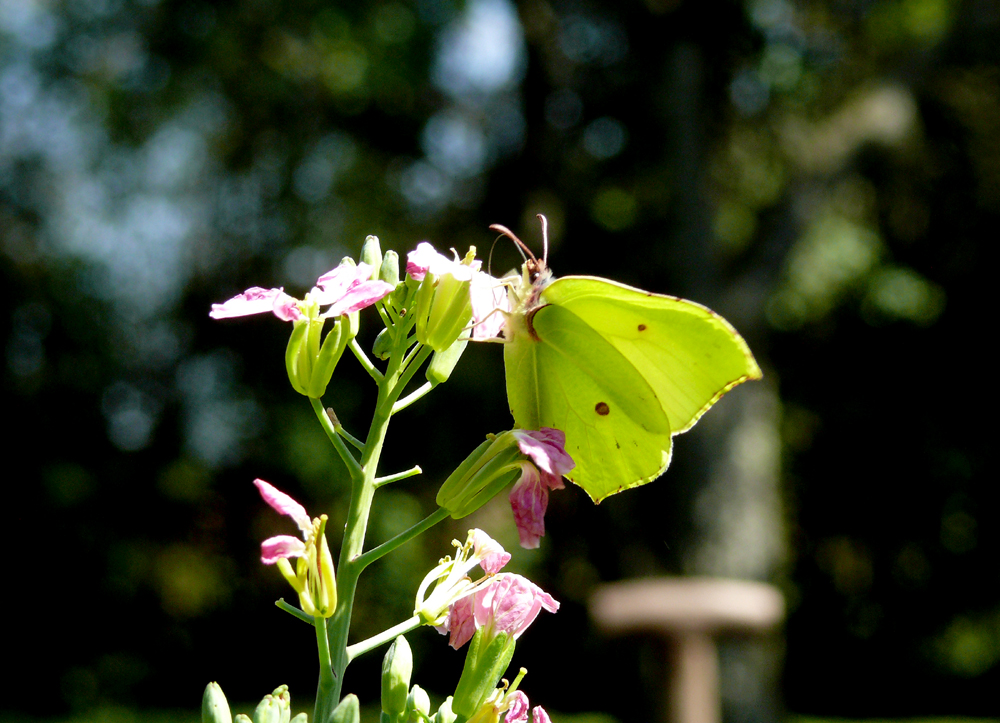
top-left (374, 465), bottom-right (423, 488)
top-left (349, 338), bottom-right (383, 382)
top-left (336, 425), bottom-right (365, 451)
top-left (276, 598), bottom-right (315, 625)
top-left (311, 398), bottom-right (362, 480)
top-left (391, 381), bottom-right (434, 415)
top-left (345, 615), bottom-right (422, 662)
top-left (355, 506), bottom-right (451, 571)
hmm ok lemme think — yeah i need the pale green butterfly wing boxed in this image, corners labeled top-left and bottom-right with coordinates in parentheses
top-left (504, 272), bottom-right (761, 503)
top-left (504, 302), bottom-right (673, 502)
top-left (540, 276), bottom-right (762, 436)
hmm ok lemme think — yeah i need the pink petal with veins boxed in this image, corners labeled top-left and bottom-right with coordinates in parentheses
top-left (210, 287), bottom-right (300, 321)
top-left (514, 428), bottom-right (575, 477)
top-left (446, 593), bottom-right (478, 649)
top-left (260, 535), bottom-right (306, 564)
top-left (509, 465), bottom-right (548, 549)
top-left (470, 272), bottom-right (510, 340)
top-left (532, 706), bottom-right (552, 723)
top-left (470, 529), bottom-right (511, 575)
top-left (254, 479), bottom-right (312, 534)
top-left (504, 691), bottom-right (529, 723)
top-left (324, 280), bottom-right (395, 317)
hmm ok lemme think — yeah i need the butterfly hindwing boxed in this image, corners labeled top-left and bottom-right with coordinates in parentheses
top-left (505, 302), bottom-right (673, 501)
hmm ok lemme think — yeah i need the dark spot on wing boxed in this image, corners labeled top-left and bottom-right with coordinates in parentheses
top-left (638, 323), bottom-right (647, 331)
top-left (595, 401), bottom-right (610, 416)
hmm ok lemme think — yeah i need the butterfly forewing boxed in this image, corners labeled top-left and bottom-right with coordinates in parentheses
top-left (541, 277), bottom-right (762, 435)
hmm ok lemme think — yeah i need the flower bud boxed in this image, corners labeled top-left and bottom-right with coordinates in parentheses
top-left (425, 330), bottom-right (469, 385)
top-left (452, 629), bottom-right (516, 718)
top-left (253, 693), bottom-right (283, 723)
top-left (291, 716), bottom-right (308, 723)
top-left (381, 635), bottom-right (413, 717)
top-left (235, 716), bottom-right (252, 723)
top-left (433, 697), bottom-right (458, 723)
top-left (414, 269), bottom-right (474, 352)
top-left (406, 685), bottom-right (431, 722)
top-left (330, 694), bottom-right (361, 723)
top-left (361, 236), bottom-right (383, 277)
top-left (373, 328), bottom-right (393, 360)
top-left (380, 250), bottom-right (400, 287)
top-left (203, 682), bottom-right (233, 723)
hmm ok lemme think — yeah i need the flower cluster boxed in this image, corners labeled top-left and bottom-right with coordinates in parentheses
top-left (210, 262), bottom-right (394, 322)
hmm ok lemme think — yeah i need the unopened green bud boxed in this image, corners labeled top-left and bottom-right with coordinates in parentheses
top-left (373, 328), bottom-right (393, 360)
top-left (253, 696), bottom-right (279, 723)
top-left (452, 630), bottom-right (516, 718)
top-left (380, 251), bottom-right (400, 287)
top-left (330, 694), bottom-right (361, 723)
top-left (425, 330), bottom-right (469, 385)
top-left (361, 236), bottom-right (383, 276)
top-left (381, 635), bottom-right (413, 716)
top-left (432, 697), bottom-right (457, 723)
top-left (406, 685), bottom-right (431, 722)
top-left (290, 715), bottom-right (308, 723)
top-left (203, 682), bottom-right (233, 723)
top-left (285, 307), bottom-right (356, 399)
top-left (235, 716), bottom-right (252, 723)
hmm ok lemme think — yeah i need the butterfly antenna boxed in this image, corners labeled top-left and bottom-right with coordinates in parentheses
top-left (490, 223), bottom-right (536, 263)
top-left (536, 214), bottom-right (549, 265)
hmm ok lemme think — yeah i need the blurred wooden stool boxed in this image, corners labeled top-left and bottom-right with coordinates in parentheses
top-left (590, 578), bottom-right (784, 723)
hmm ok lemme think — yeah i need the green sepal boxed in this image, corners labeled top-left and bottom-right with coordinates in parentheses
top-left (202, 682), bottom-right (233, 723)
top-left (451, 630), bottom-right (515, 718)
top-left (290, 715), bottom-right (308, 723)
top-left (328, 694), bottom-right (360, 723)
top-left (426, 330), bottom-right (469, 385)
top-left (306, 319), bottom-right (351, 398)
top-left (436, 436), bottom-right (522, 519)
top-left (414, 271), bottom-right (473, 352)
top-left (285, 319), bottom-right (312, 396)
top-left (436, 438), bottom-right (495, 509)
top-left (381, 635), bottom-right (413, 716)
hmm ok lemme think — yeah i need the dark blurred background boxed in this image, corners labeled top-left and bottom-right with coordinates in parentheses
top-left (2, 0), bottom-right (995, 720)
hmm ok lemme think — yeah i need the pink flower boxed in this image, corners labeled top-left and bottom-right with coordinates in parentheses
top-left (445, 572), bottom-right (559, 649)
top-left (470, 528), bottom-right (511, 574)
top-left (210, 287), bottom-right (302, 321)
top-left (210, 263), bottom-right (393, 321)
top-left (255, 478), bottom-right (311, 564)
top-left (470, 270), bottom-right (511, 340)
top-left (508, 429), bottom-right (574, 549)
top-left (416, 529), bottom-right (512, 629)
top-left (406, 242), bottom-right (510, 340)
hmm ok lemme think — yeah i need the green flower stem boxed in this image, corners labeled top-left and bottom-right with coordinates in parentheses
top-left (313, 616), bottom-right (337, 723)
top-left (349, 338), bottom-right (383, 382)
top-left (391, 381), bottom-right (434, 415)
top-left (311, 399), bottom-right (362, 480)
top-left (323, 323), bottom-right (418, 704)
top-left (276, 598), bottom-right (315, 625)
top-left (382, 346), bottom-right (433, 417)
top-left (336, 425), bottom-right (365, 452)
top-left (354, 506), bottom-right (450, 571)
top-left (345, 615), bottom-right (421, 662)
top-left (374, 465), bottom-right (423, 488)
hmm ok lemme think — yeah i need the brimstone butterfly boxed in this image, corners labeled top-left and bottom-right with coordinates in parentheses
top-left (495, 217), bottom-right (762, 503)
